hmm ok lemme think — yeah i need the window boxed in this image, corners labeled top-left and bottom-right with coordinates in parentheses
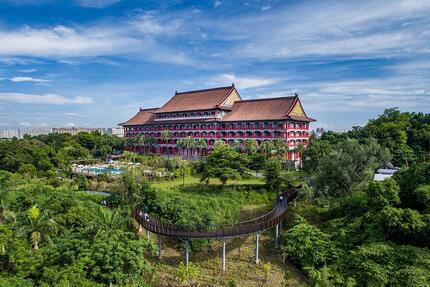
top-left (246, 123), bottom-right (251, 129)
top-left (229, 123), bottom-right (234, 129)
top-left (254, 122), bottom-right (259, 128)
top-left (237, 123), bottom-right (242, 129)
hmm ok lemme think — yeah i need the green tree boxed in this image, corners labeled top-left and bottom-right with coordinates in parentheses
top-left (200, 145), bottom-right (248, 184)
top-left (18, 205), bottom-right (57, 250)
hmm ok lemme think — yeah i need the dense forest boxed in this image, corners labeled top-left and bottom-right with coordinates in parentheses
top-left (0, 108), bottom-right (429, 286)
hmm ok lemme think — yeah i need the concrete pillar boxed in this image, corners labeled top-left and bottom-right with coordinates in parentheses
top-left (275, 224), bottom-right (279, 249)
top-left (157, 234), bottom-right (162, 259)
top-left (221, 240), bottom-right (226, 271)
top-left (255, 233), bottom-right (260, 264)
top-left (185, 240), bottom-right (190, 267)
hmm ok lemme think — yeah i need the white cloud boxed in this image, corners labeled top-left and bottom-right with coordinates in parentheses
top-left (212, 73), bottom-right (278, 89)
top-left (65, 122), bottom-right (76, 127)
top-left (210, 0), bottom-right (430, 60)
top-left (0, 93), bottom-right (93, 105)
top-left (18, 68), bottom-right (37, 73)
top-left (64, 112), bottom-right (79, 116)
top-left (19, 121), bottom-right (30, 126)
top-left (9, 76), bottom-right (50, 83)
top-left (75, 0), bottom-right (120, 8)
top-left (0, 22), bottom-right (191, 65)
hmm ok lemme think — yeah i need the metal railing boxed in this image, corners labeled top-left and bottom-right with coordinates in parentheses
top-left (133, 188), bottom-right (298, 239)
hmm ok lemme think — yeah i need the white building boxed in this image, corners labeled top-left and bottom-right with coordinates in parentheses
top-left (108, 127), bottom-right (124, 138)
top-left (0, 129), bottom-right (19, 139)
top-left (20, 128), bottom-right (52, 137)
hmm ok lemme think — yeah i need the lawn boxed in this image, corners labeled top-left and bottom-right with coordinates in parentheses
top-left (151, 175), bottom-right (265, 188)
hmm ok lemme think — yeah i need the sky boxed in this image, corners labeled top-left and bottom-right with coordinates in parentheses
top-left (0, 0), bottom-right (429, 131)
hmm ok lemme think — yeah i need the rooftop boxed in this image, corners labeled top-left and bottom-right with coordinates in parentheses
top-left (155, 85), bottom-right (237, 113)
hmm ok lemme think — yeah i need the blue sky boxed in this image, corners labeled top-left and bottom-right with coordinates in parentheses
top-left (0, 0), bottom-right (429, 131)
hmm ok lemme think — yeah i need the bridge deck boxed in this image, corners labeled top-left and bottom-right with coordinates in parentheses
top-left (133, 189), bottom-right (297, 239)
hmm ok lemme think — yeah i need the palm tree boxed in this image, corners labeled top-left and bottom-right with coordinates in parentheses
top-left (196, 138), bottom-right (207, 156)
top-left (161, 130), bottom-right (172, 157)
top-left (177, 138), bottom-right (186, 156)
top-left (85, 206), bottom-right (130, 240)
top-left (137, 134), bottom-right (146, 154)
top-left (244, 138), bottom-right (258, 154)
top-left (18, 205), bottom-right (57, 250)
top-left (273, 139), bottom-right (287, 158)
top-left (295, 143), bottom-right (306, 169)
top-left (146, 136), bottom-right (155, 154)
top-left (185, 136), bottom-right (195, 157)
top-left (214, 139), bottom-right (226, 148)
top-left (262, 141), bottom-right (274, 157)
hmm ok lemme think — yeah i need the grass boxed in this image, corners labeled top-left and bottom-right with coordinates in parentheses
top-left (143, 174), bottom-right (306, 285)
top-left (151, 175), bottom-right (265, 189)
top-left (144, 230), bottom-right (306, 287)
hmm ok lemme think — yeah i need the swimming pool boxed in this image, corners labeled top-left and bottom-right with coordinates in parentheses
top-left (82, 166), bottom-right (123, 175)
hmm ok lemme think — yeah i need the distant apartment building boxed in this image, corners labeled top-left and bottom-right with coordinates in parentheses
top-left (0, 129), bottom-right (20, 139)
top-left (107, 127), bottom-right (124, 138)
top-left (20, 128), bottom-right (52, 137)
top-left (52, 127), bottom-right (107, 136)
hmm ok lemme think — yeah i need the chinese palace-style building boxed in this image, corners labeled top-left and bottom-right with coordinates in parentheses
top-left (120, 84), bottom-right (315, 161)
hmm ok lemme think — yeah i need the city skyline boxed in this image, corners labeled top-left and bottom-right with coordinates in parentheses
top-left (0, 0), bottom-right (429, 131)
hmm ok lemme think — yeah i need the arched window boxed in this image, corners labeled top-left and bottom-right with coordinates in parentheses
top-left (245, 131), bottom-right (253, 137)
top-left (254, 131), bottom-right (261, 137)
top-left (263, 131), bottom-right (271, 137)
top-left (236, 131), bottom-right (244, 137)
top-left (228, 131), bottom-right (235, 137)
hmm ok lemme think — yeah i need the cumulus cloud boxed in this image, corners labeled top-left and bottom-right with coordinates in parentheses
top-left (0, 93), bottom-right (93, 105)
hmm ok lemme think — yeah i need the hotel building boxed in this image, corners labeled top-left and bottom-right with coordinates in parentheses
top-left (120, 85), bottom-right (315, 161)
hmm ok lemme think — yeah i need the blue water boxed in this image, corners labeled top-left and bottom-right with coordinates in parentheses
top-left (83, 167), bottom-right (123, 175)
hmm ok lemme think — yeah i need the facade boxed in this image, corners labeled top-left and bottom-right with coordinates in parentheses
top-left (0, 129), bottom-right (20, 139)
top-left (120, 85), bottom-right (315, 161)
top-left (52, 127), bottom-right (107, 136)
top-left (107, 127), bottom-right (124, 138)
top-left (20, 128), bottom-right (52, 137)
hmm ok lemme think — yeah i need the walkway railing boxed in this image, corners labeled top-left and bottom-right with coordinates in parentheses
top-left (133, 188), bottom-right (297, 239)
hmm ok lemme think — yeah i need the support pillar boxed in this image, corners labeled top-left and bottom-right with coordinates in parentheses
top-left (255, 233), bottom-right (260, 264)
top-left (145, 229), bottom-right (150, 239)
top-left (185, 240), bottom-right (190, 267)
top-left (275, 224), bottom-right (279, 249)
top-left (221, 240), bottom-right (226, 271)
top-left (157, 234), bottom-right (162, 259)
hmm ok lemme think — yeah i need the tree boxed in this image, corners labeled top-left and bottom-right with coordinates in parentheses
top-left (18, 205), bottom-right (57, 250)
top-left (313, 138), bottom-right (391, 197)
top-left (200, 145), bottom-right (248, 184)
top-left (196, 138), bottom-right (207, 157)
top-left (244, 138), bottom-right (258, 154)
top-left (85, 206), bottom-right (130, 240)
top-left (185, 136), bottom-right (195, 157)
top-left (282, 215), bottom-right (339, 270)
top-left (263, 158), bottom-right (283, 191)
top-left (175, 262), bottom-right (200, 284)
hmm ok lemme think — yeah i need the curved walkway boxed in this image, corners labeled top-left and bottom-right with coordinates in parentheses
top-left (133, 188), bottom-right (297, 239)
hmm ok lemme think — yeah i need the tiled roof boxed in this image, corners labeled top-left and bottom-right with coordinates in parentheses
top-left (155, 85), bottom-right (236, 113)
top-left (221, 96), bottom-right (315, 122)
top-left (119, 108), bottom-right (158, 126)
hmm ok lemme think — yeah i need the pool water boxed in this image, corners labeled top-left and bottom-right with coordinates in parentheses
top-left (83, 167), bottom-right (123, 175)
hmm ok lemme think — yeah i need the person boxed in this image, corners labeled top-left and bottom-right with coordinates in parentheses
top-left (279, 196), bottom-right (284, 203)
top-left (144, 213), bottom-right (149, 222)
top-left (138, 211), bottom-right (143, 216)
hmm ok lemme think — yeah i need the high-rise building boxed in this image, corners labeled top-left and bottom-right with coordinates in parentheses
top-left (0, 129), bottom-right (19, 139)
top-left (120, 85), bottom-right (315, 160)
top-left (107, 127), bottom-right (124, 138)
top-left (52, 127), bottom-right (107, 136)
